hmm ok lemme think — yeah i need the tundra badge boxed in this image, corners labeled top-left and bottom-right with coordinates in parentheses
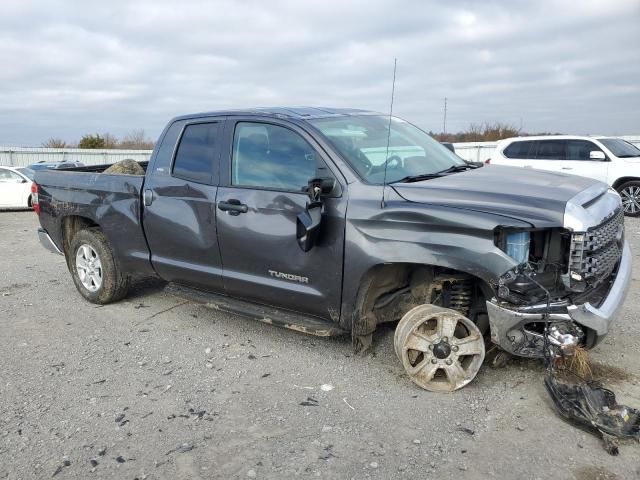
top-left (268, 270), bottom-right (309, 284)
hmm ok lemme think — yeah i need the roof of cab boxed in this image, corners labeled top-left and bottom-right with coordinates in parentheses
top-left (172, 106), bottom-right (380, 122)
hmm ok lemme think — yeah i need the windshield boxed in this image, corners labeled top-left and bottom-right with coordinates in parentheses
top-left (16, 167), bottom-right (35, 180)
top-left (599, 138), bottom-right (640, 158)
top-left (309, 115), bottom-right (466, 184)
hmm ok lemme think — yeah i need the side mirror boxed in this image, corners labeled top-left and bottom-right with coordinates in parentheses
top-left (590, 151), bottom-right (606, 161)
top-left (305, 177), bottom-right (335, 196)
top-left (295, 178), bottom-right (332, 252)
top-left (296, 202), bottom-right (322, 252)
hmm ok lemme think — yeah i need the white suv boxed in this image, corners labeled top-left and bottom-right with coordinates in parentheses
top-left (490, 135), bottom-right (640, 216)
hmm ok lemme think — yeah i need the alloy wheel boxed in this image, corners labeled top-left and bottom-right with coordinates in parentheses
top-left (75, 244), bottom-right (103, 292)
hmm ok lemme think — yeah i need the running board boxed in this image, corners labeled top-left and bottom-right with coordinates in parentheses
top-left (165, 283), bottom-right (347, 337)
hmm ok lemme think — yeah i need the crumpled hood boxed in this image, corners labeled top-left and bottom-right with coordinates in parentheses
top-left (392, 165), bottom-right (600, 228)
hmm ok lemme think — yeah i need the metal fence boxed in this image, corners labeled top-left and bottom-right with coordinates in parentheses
top-left (1, 135), bottom-right (640, 168)
top-left (0, 147), bottom-right (153, 167)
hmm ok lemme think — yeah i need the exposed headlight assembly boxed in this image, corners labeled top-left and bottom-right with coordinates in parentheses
top-left (494, 228), bottom-right (532, 265)
top-left (493, 227), bottom-right (570, 304)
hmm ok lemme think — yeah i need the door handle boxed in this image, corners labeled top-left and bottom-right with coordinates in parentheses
top-left (218, 199), bottom-right (248, 215)
top-left (143, 189), bottom-right (154, 206)
top-left (561, 167), bottom-right (573, 170)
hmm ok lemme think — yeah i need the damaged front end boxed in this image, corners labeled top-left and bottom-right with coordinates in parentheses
top-left (487, 185), bottom-right (631, 358)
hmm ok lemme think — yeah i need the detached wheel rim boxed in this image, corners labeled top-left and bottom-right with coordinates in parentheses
top-left (395, 305), bottom-right (485, 392)
top-left (76, 244), bottom-right (103, 292)
top-left (621, 186), bottom-right (640, 214)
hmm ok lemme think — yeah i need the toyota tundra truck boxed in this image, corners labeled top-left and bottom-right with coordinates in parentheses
top-left (33, 107), bottom-right (632, 392)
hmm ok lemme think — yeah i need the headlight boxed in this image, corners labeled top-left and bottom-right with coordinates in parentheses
top-left (495, 228), bottom-right (532, 265)
top-left (505, 231), bottom-right (530, 264)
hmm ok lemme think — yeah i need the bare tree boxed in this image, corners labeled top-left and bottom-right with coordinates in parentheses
top-left (119, 129), bottom-right (154, 150)
top-left (102, 132), bottom-right (119, 149)
top-left (42, 138), bottom-right (68, 148)
top-left (433, 122), bottom-right (524, 143)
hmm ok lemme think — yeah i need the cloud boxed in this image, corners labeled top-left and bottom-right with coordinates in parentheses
top-left (0, 0), bottom-right (638, 144)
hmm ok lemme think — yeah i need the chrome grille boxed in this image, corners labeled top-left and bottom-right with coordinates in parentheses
top-left (584, 209), bottom-right (624, 252)
top-left (568, 208), bottom-right (624, 286)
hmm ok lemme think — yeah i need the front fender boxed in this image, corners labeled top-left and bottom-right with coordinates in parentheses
top-left (341, 193), bottom-right (529, 328)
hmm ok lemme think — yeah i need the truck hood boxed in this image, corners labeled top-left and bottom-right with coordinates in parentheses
top-left (391, 165), bottom-right (599, 228)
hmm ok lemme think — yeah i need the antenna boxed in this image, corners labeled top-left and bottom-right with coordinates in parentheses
top-left (443, 97), bottom-right (447, 133)
top-left (381, 58), bottom-right (397, 209)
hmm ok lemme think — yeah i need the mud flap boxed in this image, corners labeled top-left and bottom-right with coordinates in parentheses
top-left (544, 373), bottom-right (640, 455)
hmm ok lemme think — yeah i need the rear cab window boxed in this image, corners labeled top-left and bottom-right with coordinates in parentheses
top-left (172, 122), bottom-right (220, 184)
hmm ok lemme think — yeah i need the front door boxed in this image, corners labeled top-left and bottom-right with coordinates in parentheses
top-left (560, 139), bottom-right (609, 182)
top-left (143, 119), bottom-right (225, 291)
top-left (216, 119), bottom-right (346, 321)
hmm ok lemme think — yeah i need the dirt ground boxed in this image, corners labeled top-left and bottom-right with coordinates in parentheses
top-left (1, 211), bottom-right (639, 480)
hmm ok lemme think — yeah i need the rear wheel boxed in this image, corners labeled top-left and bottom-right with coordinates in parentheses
top-left (394, 304), bottom-right (485, 392)
top-left (617, 181), bottom-right (640, 217)
top-left (69, 228), bottom-right (130, 304)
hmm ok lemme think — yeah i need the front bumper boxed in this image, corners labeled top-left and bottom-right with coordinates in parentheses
top-left (487, 240), bottom-right (632, 357)
top-left (37, 228), bottom-right (63, 255)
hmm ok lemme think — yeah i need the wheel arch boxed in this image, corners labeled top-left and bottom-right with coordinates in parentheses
top-left (348, 262), bottom-right (495, 353)
top-left (61, 215), bottom-right (101, 264)
top-left (612, 177), bottom-right (640, 191)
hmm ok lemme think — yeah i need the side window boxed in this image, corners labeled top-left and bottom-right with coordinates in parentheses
top-left (503, 141), bottom-right (536, 159)
top-left (172, 122), bottom-right (219, 184)
top-left (0, 170), bottom-right (21, 182)
top-left (153, 120), bottom-right (187, 175)
top-left (536, 140), bottom-right (566, 160)
top-left (232, 122), bottom-right (318, 191)
top-left (566, 140), bottom-right (602, 161)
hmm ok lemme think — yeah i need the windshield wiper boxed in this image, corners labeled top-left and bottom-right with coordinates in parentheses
top-left (392, 163), bottom-right (480, 183)
top-left (392, 173), bottom-right (445, 183)
top-left (436, 163), bottom-right (479, 174)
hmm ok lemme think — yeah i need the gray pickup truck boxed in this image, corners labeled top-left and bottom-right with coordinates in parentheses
top-left (33, 107), bottom-right (631, 392)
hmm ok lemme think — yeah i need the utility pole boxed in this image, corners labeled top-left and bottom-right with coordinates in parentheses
top-left (443, 97), bottom-right (447, 134)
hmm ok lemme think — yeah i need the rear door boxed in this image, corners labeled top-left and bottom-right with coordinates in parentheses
top-left (215, 118), bottom-right (346, 320)
top-left (560, 139), bottom-right (609, 182)
top-left (528, 140), bottom-right (566, 173)
top-left (142, 118), bottom-right (225, 291)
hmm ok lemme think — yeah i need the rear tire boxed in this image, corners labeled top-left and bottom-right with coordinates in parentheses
top-left (617, 181), bottom-right (640, 217)
top-left (69, 228), bottom-right (131, 304)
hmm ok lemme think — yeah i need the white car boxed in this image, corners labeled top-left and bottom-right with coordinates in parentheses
top-left (0, 166), bottom-right (35, 209)
top-left (490, 135), bottom-right (640, 216)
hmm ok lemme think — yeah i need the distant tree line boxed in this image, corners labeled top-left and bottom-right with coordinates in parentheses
top-left (42, 122), bottom-right (561, 149)
top-left (42, 129), bottom-right (155, 150)
top-left (431, 122), bottom-right (561, 143)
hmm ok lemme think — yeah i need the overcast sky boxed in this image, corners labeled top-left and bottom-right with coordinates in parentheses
top-left (1, 0), bottom-right (639, 145)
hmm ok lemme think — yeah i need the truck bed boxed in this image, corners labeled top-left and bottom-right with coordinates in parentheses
top-left (34, 162), bottom-right (155, 276)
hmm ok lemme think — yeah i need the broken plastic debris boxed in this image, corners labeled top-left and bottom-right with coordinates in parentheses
top-left (320, 384), bottom-right (334, 391)
top-left (545, 373), bottom-right (640, 455)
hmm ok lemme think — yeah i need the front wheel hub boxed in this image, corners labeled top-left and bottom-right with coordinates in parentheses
top-left (432, 341), bottom-right (451, 359)
top-left (394, 304), bottom-right (485, 392)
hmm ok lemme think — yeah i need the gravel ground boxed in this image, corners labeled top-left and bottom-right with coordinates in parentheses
top-left (1, 211), bottom-right (639, 480)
